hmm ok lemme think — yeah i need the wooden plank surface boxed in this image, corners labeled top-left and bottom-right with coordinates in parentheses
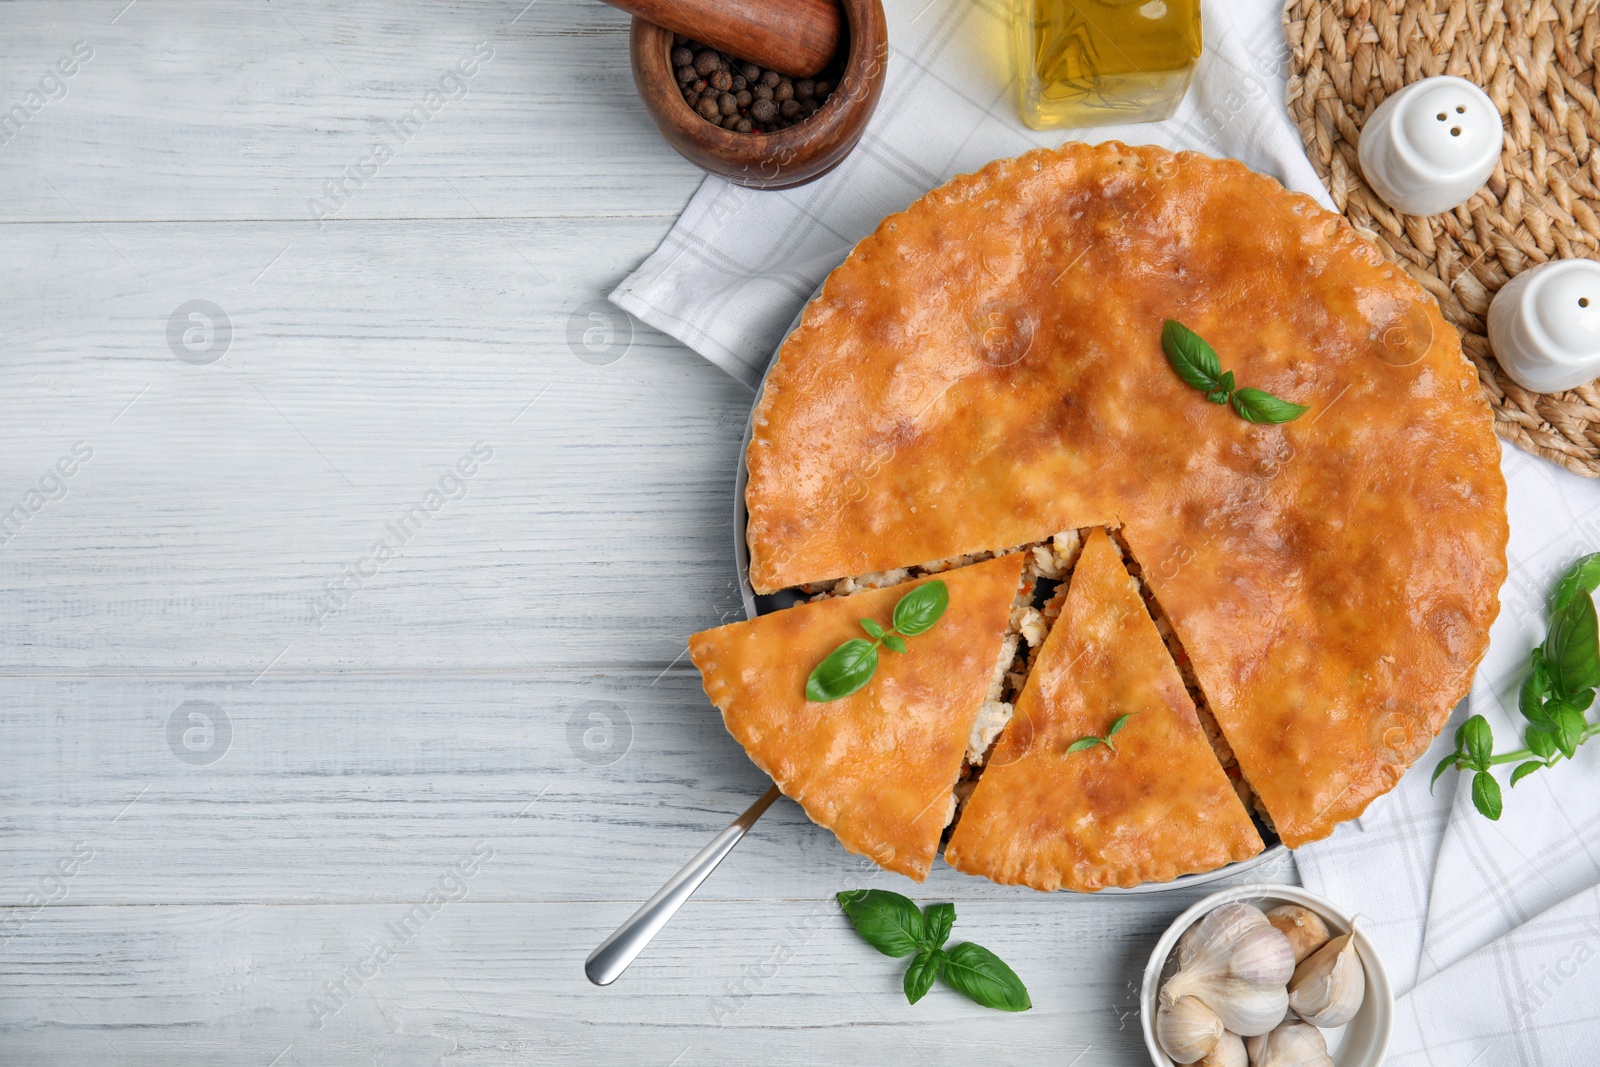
top-left (0, 1), bottom-right (1298, 1063)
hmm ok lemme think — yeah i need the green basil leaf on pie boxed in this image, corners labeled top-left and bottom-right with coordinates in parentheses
top-left (1066, 736), bottom-right (1104, 753)
top-left (1107, 712), bottom-right (1135, 737)
top-left (882, 633), bottom-right (908, 654)
top-left (921, 902), bottom-right (955, 952)
top-left (1205, 369), bottom-right (1235, 405)
top-left (1545, 590), bottom-right (1600, 699)
top-left (836, 890), bottom-right (926, 958)
top-left (1510, 761), bottom-right (1545, 787)
top-left (806, 639), bottom-right (879, 702)
top-left (1552, 551), bottom-right (1600, 611)
top-left (1460, 714), bottom-right (1494, 770)
top-left (903, 950), bottom-right (941, 1005)
top-left (892, 580), bottom-right (949, 637)
top-left (1161, 319), bottom-right (1223, 392)
top-left (860, 618), bottom-right (886, 639)
top-left (1230, 387), bottom-right (1308, 425)
top-left (939, 942), bottom-right (1031, 1012)
top-left (1471, 770), bottom-right (1503, 821)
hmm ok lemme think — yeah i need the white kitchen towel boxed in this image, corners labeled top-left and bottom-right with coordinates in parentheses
top-left (612, 1), bottom-right (1600, 1062)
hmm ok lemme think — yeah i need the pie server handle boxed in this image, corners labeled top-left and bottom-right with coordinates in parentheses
top-left (585, 783), bottom-right (783, 986)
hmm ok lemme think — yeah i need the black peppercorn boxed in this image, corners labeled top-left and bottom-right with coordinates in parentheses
top-left (774, 79), bottom-right (794, 102)
top-left (740, 62), bottom-right (761, 82)
top-left (735, 89), bottom-right (752, 108)
top-left (814, 80), bottom-right (832, 97)
top-left (672, 46), bottom-right (693, 68)
top-left (721, 112), bottom-right (740, 129)
top-left (694, 50), bottom-right (720, 76)
top-left (676, 65), bottom-right (696, 84)
top-left (735, 117), bottom-right (753, 133)
top-left (718, 92), bottom-right (737, 115)
top-left (750, 98), bottom-right (778, 123)
top-left (696, 96), bottom-right (721, 121)
top-left (760, 70), bottom-right (780, 89)
top-left (731, 75), bottom-right (746, 91)
top-left (710, 69), bottom-right (733, 92)
top-left (796, 79), bottom-right (815, 101)
top-left (691, 78), bottom-right (707, 93)
top-left (779, 98), bottom-right (801, 118)
top-left (753, 84), bottom-right (773, 102)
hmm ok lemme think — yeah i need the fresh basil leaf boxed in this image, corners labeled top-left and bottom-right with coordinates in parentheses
top-left (860, 618), bottom-right (886, 639)
top-left (921, 903), bottom-right (955, 952)
top-left (939, 942), bottom-right (1031, 1012)
top-left (837, 890), bottom-right (926, 958)
top-left (1552, 552), bottom-right (1600, 611)
top-left (1471, 770), bottom-right (1503, 820)
top-left (1430, 753), bottom-right (1457, 793)
top-left (806, 639), bottom-right (879, 702)
top-left (1107, 712), bottom-right (1135, 737)
top-left (1545, 590), bottom-right (1600, 699)
top-left (1230, 387), bottom-right (1308, 425)
top-left (1510, 761), bottom-right (1545, 787)
top-left (1067, 737), bottom-right (1104, 753)
top-left (1162, 320), bottom-right (1224, 393)
top-left (1555, 706), bottom-right (1587, 760)
top-left (1526, 725), bottom-right (1558, 761)
top-left (903, 950), bottom-right (940, 1005)
top-left (882, 634), bottom-right (908, 654)
top-left (1205, 370), bottom-right (1235, 405)
top-left (892, 580), bottom-right (949, 637)
top-left (1461, 715), bottom-right (1494, 770)
top-left (1520, 650), bottom-right (1553, 724)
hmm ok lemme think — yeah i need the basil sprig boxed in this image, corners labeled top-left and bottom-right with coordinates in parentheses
top-left (1434, 551), bottom-right (1600, 819)
top-left (836, 890), bottom-right (1031, 1012)
top-left (1161, 320), bottom-right (1307, 424)
top-left (805, 581), bottom-right (949, 702)
top-left (1066, 711), bottom-right (1136, 754)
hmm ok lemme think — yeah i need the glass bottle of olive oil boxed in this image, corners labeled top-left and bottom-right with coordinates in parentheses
top-left (1012, 0), bottom-right (1202, 130)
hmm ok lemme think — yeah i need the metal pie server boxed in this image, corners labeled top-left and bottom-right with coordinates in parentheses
top-left (585, 784), bottom-right (782, 986)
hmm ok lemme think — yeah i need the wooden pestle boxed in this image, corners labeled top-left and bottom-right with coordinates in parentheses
top-left (601, 0), bottom-right (842, 78)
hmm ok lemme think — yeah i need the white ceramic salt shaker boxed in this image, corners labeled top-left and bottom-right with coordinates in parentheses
top-left (1357, 75), bottom-right (1501, 216)
top-left (1487, 259), bottom-right (1600, 393)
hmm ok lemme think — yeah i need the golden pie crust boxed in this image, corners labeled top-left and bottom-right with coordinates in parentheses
top-left (945, 529), bottom-right (1264, 891)
top-left (744, 142), bottom-right (1507, 849)
top-left (689, 553), bottom-right (1025, 880)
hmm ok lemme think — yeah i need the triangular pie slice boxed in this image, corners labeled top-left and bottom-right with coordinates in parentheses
top-left (945, 529), bottom-right (1262, 891)
top-left (690, 553), bottom-right (1026, 880)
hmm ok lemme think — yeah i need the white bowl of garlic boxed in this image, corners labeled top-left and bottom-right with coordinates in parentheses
top-left (1140, 884), bottom-right (1393, 1067)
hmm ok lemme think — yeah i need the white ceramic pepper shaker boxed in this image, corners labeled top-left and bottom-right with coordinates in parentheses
top-left (1357, 75), bottom-right (1501, 216)
top-left (1488, 259), bottom-right (1600, 393)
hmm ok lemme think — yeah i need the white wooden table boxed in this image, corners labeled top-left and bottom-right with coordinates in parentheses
top-left (0, 3), bottom-right (1295, 1062)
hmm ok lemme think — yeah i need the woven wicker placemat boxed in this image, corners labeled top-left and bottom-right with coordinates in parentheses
top-left (1284, 0), bottom-right (1600, 476)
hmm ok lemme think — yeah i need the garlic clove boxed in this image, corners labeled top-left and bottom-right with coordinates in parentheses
top-left (1266, 904), bottom-right (1330, 965)
top-left (1179, 903), bottom-right (1270, 972)
top-left (1287, 919), bottom-right (1366, 1028)
top-left (1224, 923), bottom-right (1296, 987)
top-left (1243, 1019), bottom-right (1331, 1067)
top-left (1197, 977), bottom-right (1288, 1037)
top-left (1196, 1031), bottom-right (1246, 1067)
top-left (1156, 994), bottom-right (1223, 1064)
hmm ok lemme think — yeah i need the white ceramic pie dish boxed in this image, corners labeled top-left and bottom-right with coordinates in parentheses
top-left (1140, 883), bottom-right (1394, 1066)
top-left (731, 276), bottom-right (1289, 894)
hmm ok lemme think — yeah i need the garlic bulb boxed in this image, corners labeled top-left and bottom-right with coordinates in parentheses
top-left (1161, 903), bottom-right (1293, 1036)
top-left (1156, 995), bottom-right (1223, 1064)
top-left (1243, 1020), bottom-right (1331, 1067)
top-left (1287, 919), bottom-right (1365, 1028)
top-left (1266, 904), bottom-right (1330, 964)
top-left (1197, 1031), bottom-right (1246, 1067)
